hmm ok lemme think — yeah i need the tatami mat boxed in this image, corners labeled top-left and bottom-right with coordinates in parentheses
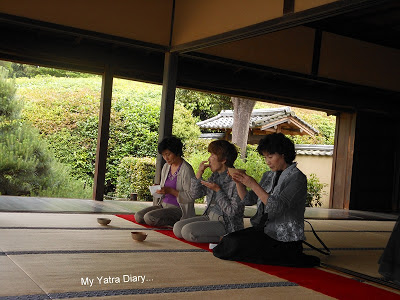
top-left (0, 213), bottom-right (321, 299)
top-left (1, 212), bottom-right (399, 299)
top-left (0, 230), bottom-right (203, 252)
top-left (8, 252), bottom-right (291, 293)
top-left (0, 256), bottom-right (45, 297)
top-left (304, 219), bottom-right (396, 232)
top-left (0, 213), bottom-right (140, 228)
top-left (242, 216), bottom-right (395, 279)
top-left (302, 219), bottom-right (396, 279)
top-left (305, 230), bottom-right (390, 249)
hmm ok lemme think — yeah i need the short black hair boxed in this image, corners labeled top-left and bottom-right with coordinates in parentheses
top-left (158, 136), bottom-right (183, 157)
top-left (208, 140), bottom-right (238, 168)
top-left (257, 133), bottom-right (296, 164)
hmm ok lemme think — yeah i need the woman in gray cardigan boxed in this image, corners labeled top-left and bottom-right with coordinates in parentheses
top-left (135, 136), bottom-right (195, 227)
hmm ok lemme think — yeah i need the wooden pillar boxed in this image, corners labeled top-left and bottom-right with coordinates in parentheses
top-left (93, 64), bottom-right (113, 201)
top-left (154, 52), bottom-right (178, 200)
top-left (329, 112), bottom-right (356, 209)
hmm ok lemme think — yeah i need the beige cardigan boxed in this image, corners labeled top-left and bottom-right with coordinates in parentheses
top-left (160, 159), bottom-right (196, 219)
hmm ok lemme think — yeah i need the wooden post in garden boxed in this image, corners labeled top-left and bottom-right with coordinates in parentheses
top-left (93, 63), bottom-right (113, 201)
top-left (154, 52), bottom-right (178, 204)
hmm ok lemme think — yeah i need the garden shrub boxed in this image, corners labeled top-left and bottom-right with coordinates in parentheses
top-left (0, 67), bottom-right (92, 198)
top-left (115, 157), bottom-right (156, 201)
top-left (306, 173), bottom-right (327, 207)
top-left (34, 161), bottom-right (93, 199)
top-left (234, 145), bottom-right (268, 183)
top-left (0, 126), bottom-right (50, 195)
top-left (0, 124), bottom-right (92, 198)
top-left (12, 72), bottom-right (335, 202)
top-left (184, 142), bottom-right (267, 203)
top-left (172, 104), bottom-right (201, 141)
top-left (183, 138), bottom-right (210, 158)
top-left (18, 77), bottom-right (203, 194)
top-left (186, 143), bottom-right (267, 183)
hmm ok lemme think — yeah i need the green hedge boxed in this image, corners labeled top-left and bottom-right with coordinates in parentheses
top-left (115, 157), bottom-right (156, 201)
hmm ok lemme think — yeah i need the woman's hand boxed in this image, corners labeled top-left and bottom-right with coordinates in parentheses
top-left (156, 187), bottom-right (178, 197)
top-left (233, 173), bottom-right (269, 205)
top-left (200, 180), bottom-right (221, 192)
top-left (232, 172), bottom-right (257, 189)
top-left (196, 160), bottom-right (209, 179)
top-left (156, 187), bottom-right (167, 194)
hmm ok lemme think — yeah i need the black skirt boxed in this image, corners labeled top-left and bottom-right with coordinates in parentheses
top-left (379, 215), bottom-right (400, 283)
top-left (213, 227), bottom-right (320, 268)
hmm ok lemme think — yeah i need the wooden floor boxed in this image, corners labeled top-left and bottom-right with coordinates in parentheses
top-left (0, 195), bottom-right (398, 220)
top-left (0, 196), bottom-right (399, 299)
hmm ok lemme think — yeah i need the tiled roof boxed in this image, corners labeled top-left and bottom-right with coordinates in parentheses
top-left (251, 109), bottom-right (319, 134)
top-left (197, 106), bottom-right (318, 135)
top-left (295, 144), bottom-right (334, 156)
top-left (196, 107), bottom-right (291, 129)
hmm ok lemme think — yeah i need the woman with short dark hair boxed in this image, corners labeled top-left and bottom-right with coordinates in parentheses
top-left (207, 140), bottom-right (237, 168)
top-left (135, 136), bottom-right (195, 227)
top-left (158, 135), bottom-right (183, 157)
top-left (213, 133), bottom-right (319, 267)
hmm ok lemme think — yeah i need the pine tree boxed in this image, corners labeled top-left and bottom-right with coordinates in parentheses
top-left (0, 67), bottom-right (53, 195)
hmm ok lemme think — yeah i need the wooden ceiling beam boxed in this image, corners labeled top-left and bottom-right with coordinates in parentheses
top-left (177, 53), bottom-right (399, 116)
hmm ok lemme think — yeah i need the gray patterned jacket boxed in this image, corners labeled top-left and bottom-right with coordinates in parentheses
top-left (243, 163), bottom-right (307, 242)
top-left (191, 171), bottom-right (244, 233)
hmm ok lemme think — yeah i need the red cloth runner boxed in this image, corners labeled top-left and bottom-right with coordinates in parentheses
top-left (117, 214), bottom-right (399, 299)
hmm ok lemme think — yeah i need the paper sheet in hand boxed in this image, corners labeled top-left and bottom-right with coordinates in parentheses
top-left (149, 185), bottom-right (162, 198)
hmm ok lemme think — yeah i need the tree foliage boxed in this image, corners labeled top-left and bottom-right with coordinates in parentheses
top-left (0, 67), bottom-right (48, 195)
top-left (0, 67), bottom-right (91, 197)
top-left (172, 104), bottom-right (201, 141)
top-left (17, 77), bottom-right (202, 194)
top-left (115, 157), bottom-right (156, 201)
top-left (176, 89), bottom-right (232, 121)
top-left (9, 64), bottom-right (334, 200)
top-left (0, 61), bottom-right (92, 78)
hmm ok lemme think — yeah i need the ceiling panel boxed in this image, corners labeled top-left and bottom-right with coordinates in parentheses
top-left (319, 32), bottom-right (400, 91)
top-left (172, 0), bottom-right (284, 46)
top-left (197, 26), bottom-right (315, 75)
